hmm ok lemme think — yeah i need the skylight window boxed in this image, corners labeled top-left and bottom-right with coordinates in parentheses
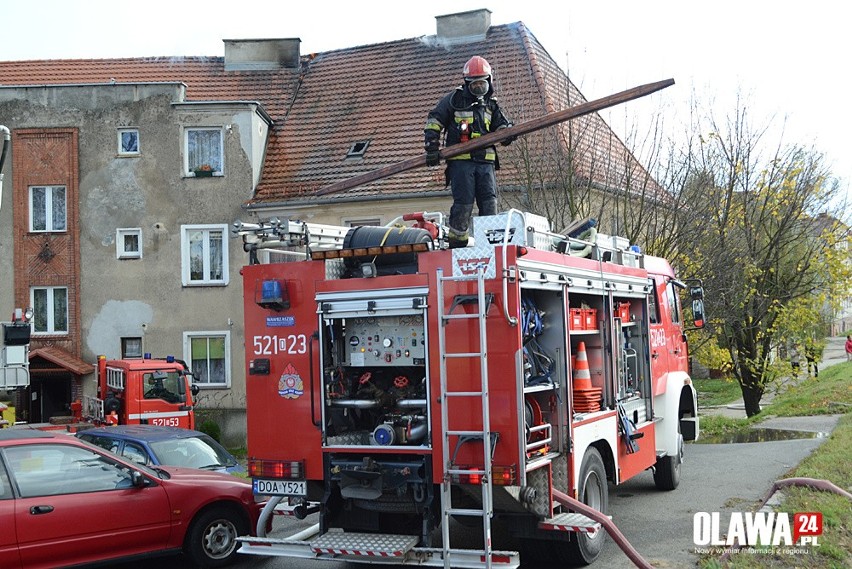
top-left (346, 140), bottom-right (370, 159)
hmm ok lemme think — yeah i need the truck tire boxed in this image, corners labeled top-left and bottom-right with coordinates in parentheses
top-left (184, 505), bottom-right (248, 568)
top-left (653, 432), bottom-right (683, 491)
top-left (556, 447), bottom-right (608, 565)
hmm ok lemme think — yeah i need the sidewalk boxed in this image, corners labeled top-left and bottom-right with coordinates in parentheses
top-left (700, 335), bottom-right (848, 419)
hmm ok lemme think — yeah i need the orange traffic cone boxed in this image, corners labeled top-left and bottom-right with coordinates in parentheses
top-left (572, 342), bottom-right (592, 390)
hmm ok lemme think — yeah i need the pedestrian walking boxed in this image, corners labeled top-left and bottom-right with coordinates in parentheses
top-left (789, 344), bottom-right (801, 377)
top-left (424, 55), bottom-right (515, 248)
top-left (804, 342), bottom-right (820, 378)
top-left (845, 335), bottom-right (852, 362)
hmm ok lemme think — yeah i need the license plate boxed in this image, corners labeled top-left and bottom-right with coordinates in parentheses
top-left (253, 478), bottom-right (307, 496)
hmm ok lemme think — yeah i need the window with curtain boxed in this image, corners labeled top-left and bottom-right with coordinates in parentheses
top-left (118, 128), bottom-right (140, 155)
top-left (185, 128), bottom-right (223, 175)
top-left (180, 224), bottom-right (228, 286)
top-left (31, 286), bottom-right (68, 334)
top-left (116, 228), bottom-right (142, 259)
top-left (29, 186), bottom-right (67, 232)
top-left (184, 331), bottom-right (230, 387)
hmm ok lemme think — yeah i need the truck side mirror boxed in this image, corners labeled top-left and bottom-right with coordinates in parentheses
top-left (689, 286), bottom-right (705, 329)
top-left (191, 384), bottom-right (200, 397)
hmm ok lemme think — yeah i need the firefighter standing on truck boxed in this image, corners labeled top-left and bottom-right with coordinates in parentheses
top-left (424, 55), bottom-right (515, 248)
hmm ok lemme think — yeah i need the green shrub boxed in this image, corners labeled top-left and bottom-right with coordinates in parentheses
top-left (198, 419), bottom-right (221, 442)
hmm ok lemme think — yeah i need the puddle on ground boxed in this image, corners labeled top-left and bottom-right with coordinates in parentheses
top-left (696, 428), bottom-right (829, 444)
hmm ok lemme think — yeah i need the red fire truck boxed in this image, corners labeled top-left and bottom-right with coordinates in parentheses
top-left (73, 354), bottom-right (199, 430)
top-left (236, 210), bottom-right (704, 567)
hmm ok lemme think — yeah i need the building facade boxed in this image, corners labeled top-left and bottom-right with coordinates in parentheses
top-left (0, 9), bottom-right (660, 443)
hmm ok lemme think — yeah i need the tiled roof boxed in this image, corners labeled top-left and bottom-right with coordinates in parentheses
top-left (0, 22), bottom-right (657, 207)
top-left (29, 346), bottom-right (95, 376)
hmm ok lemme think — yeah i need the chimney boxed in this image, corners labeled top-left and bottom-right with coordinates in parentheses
top-left (224, 38), bottom-right (301, 71)
top-left (435, 9), bottom-right (492, 45)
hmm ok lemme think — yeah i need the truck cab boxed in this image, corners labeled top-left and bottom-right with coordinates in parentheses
top-left (84, 355), bottom-right (198, 429)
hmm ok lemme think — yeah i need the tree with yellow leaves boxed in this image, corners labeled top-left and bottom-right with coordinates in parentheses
top-left (665, 98), bottom-right (850, 416)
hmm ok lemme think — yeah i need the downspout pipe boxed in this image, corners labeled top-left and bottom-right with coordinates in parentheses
top-left (0, 125), bottom-right (10, 212)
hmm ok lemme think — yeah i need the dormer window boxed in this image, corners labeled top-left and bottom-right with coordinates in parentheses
top-left (346, 140), bottom-right (370, 159)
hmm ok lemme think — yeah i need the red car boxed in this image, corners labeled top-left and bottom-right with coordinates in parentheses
top-left (0, 428), bottom-right (263, 568)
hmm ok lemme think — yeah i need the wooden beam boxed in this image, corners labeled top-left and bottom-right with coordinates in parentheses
top-left (314, 78), bottom-right (675, 197)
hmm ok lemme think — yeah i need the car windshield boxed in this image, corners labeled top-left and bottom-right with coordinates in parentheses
top-left (149, 435), bottom-right (236, 470)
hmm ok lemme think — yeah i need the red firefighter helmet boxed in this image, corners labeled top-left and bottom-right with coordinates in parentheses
top-left (463, 56), bottom-right (491, 97)
top-left (463, 56), bottom-right (491, 79)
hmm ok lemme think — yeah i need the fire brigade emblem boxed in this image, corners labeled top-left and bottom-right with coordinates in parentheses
top-left (278, 363), bottom-right (304, 399)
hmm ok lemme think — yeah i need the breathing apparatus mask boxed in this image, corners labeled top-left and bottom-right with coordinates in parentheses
top-left (466, 77), bottom-right (489, 98)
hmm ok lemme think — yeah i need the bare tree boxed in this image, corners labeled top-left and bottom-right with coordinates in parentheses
top-left (670, 95), bottom-right (849, 416)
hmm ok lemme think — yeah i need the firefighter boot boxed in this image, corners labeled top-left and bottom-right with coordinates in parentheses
top-left (448, 203), bottom-right (474, 248)
top-left (447, 227), bottom-right (469, 248)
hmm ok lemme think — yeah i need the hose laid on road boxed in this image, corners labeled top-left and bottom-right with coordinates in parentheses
top-left (552, 488), bottom-right (653, 569)
top-left (762, 477), bottom-right (852, 501)
top-left (720, 477), bottom-right (852, 562)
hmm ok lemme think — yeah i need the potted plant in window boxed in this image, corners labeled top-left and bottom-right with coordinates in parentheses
top-left (193, 164), bottom-right (215, 177)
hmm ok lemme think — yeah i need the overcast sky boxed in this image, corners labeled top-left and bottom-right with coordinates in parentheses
top-left (2, 0), bottom-right (849, 203)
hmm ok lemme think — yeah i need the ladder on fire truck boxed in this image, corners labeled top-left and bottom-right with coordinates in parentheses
top-left (436, 266), bottom-right (496, 569)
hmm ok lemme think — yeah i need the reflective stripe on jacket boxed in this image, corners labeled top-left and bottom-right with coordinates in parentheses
top-left (424, 86), bottom-right (511, 163)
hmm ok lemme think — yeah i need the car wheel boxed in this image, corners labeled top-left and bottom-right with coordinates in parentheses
top-left (184, 505), bottom-right (249, 568)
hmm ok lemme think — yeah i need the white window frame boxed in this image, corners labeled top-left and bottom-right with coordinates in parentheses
top-left (180, 224), bottom-right (229, 286)
top-left (117, 128), bottom-right (140, 156)
top-left (183, 330), bottom-right (231, 388)
top-left (30, 286), bottom-right (69, 335)
top-left (121, 337), bottom-right (143, 359)
top-left (29, 185), bottom-right (67, 233)
top-left (116, 228), bottom-right (142, 259)
top-left (184, 127), bottom-right (224, 176)
top-left (345, 140), bottom-right (370, 159)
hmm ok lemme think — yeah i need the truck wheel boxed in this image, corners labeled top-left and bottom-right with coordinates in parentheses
top-left (184, 505), bottom-right (248, 568)
top-left (653, 432), bottom-right (683, 491)
top-left (557, 447), bottom-right (608, 565)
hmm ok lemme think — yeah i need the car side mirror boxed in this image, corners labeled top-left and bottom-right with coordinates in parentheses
top-left (131, 470), bottom-right (149, 488)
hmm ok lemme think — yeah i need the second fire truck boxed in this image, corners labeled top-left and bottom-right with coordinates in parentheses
top-left (236, 210), bottom-right (704, 567)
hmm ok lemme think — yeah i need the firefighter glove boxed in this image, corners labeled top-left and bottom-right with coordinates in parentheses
top-left (426, 150), bottom-right (441, 167)
top-left (499, 123), bottom-right (517, 146)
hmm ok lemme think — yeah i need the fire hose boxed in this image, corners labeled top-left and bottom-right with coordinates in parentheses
top-left (719, 477), bottom-right (852, 562)
top-left (259, 487), bottom-right (658, 567)
top-left (551, 488), bottom-right (654, 569)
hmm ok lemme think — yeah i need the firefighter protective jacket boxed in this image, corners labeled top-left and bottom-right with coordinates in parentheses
top-left (424, 85), bottom-right (512, 163)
